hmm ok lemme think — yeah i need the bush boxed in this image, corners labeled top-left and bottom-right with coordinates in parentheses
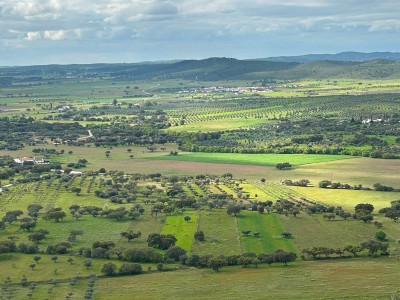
top-left (147, 233), bottom-right (177, 250)
top-left (165, 246), bottom-right (186, 261)
top-left (118, 263), bottom-right (142, 275)
top-left (375, 231), bottom-right (387, 242)
top-left (101, 262), bottom-right (117, 276)
top-left (194, 231), bottom-right (205, 242)
top-left (123, 248), bottom-right (164, 263)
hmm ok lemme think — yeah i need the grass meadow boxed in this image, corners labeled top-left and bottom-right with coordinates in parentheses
top-left (2, 144), bottom-right (399, 187)
top-left (4, 257), bottom-right (397, 300)
top-left (149, 152), bottom-right (354, 167)
top-left (192, 210), bottom-right (242, 255)
top-left (166, 118), bottom-right (267, 132)
top-left (161, 212), bottom-right (198, 251)
top-left (237, 212), bottom-right (298, 254)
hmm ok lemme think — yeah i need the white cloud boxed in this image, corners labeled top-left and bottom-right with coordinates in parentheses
top-left (25, 31), bottom-right (42, 41)
top-left (23, 29), bottom-right (84, 41)
top-left (369, 20), bottom-right (400, 32)
top-left (43, 30), bottom-right (67, 40)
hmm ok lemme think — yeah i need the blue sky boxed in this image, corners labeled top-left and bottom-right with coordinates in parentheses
top-left (1, 0), bottom-right (399, 65)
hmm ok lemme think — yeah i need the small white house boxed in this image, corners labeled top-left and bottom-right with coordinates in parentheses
top-left (69, 171), bottom-right (82, 175)
top-left (14, 157), bottom-right (36, 164)
top-left (14, 157), bottom-right (49, 164)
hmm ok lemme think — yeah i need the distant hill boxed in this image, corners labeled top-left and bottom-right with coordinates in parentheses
top-left (257, 51), bottom-right (400, 63)
top-left (2, 56), bottom-right (400, 84)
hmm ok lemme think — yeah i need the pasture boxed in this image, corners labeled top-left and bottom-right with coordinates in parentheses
top-left (161, 212), bottom-right (198, 251)
top-left (237, 212), bottom-right (297, 254)
top-left (1, 257), bottom-right (399, 299)
top-left (193, 210), bottom-right (242, 255)
top-left (149, 152), bottom-right (354, 167)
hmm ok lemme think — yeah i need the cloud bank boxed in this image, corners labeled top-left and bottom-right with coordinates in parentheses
top-left (1, 0), bottom-right (399, 65)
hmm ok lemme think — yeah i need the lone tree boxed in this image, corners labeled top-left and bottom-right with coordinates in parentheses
top-left (281, 232), bottom-right (292, 238)
top-left (20, 219), bottom-right (36, 231)
top-left (272, 250), bottom-right (297, 266)
top-left (101, 262), bottom-right (117, 276)
top-left (43, 208), bottom-right (66, 222)
top-left (355, 203), bottom-right (374, 214)
top-left (68, 230), bottom-right (84, 243)
top-left (184, 215), bottom-right (191, 222)
top-left (375, 231), bottom-right (387, 242)
top-left (27, 204), bottom-right (43, 217)
top-left (165, 246), bottom-right (187, 261)
top-left (28, 232), bottom-right (47, 244)
top-left (2, 210), bottom-right (24, 224)
top-left (208, 257), bottom-right (226, 272)
top-left (71, 187), bottom-right (81, 196)
top-left (227, 204), bottom-right (241, 217)
top-left (194, 231), bottom-right (205, 242)
top-left (276, 162), bottom-right (292, 170)
top-left (356, 211), bottom-right (374, 223)
top-left (147, 233), bottom-right (177, 250)
top-left (84, 259), bottom-right (92, 269)
top-left (120, 231), bottom-right (142, 242)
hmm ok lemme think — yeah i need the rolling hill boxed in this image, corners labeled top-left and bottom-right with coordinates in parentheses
top-left (2, 55), bottom-right (400, 85)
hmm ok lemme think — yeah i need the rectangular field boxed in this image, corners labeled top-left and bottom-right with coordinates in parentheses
top-left (237, 211), bottom-right (298, 254)
top-left (192, 210), bottom-right (241, 255)
top-left (149, 153), bottom-right (354, 167)
top-left (161, 212), bottom-right (198, 251)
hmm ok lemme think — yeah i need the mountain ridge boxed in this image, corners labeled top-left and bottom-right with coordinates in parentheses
top-left (1, 54), bottom-right (400, 83)
top-left (255, 51), bottom-right (400, 63)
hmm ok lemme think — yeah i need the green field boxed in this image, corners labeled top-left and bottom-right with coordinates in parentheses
top-left (193, 210), bottom-right (242, 255)
top-left (149, 152), bottom-right (354, 167)
top-left (161, 212), bottom-right (198, 251)
top-left (2, 257), bottom-right (398, 299)
top-left (237, 212), bottom-right (297, 254)
top-left (288, 186), bottom-right (400, 211)
top-left (166, 118), bottom-right (267, 132)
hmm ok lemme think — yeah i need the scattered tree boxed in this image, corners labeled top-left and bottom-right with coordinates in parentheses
top-left (120, 231), bottom-right (142, 242)
top-left (227, 204), bottom-right (241, 216)
top-left (375, 231), bottom-right (387, 242)
top-left (147, 233), bottom-right (177, 250)
top-left (84, 259), bottom-right (92, 269)
top-left (194, 231), bottom-right (205, 242)
top-left (208, 257), bottom-right (226, 272)
top-left (101, 262), bottom-right (117, 276)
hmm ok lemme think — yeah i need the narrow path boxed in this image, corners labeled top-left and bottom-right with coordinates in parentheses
top-left (77, 129), bottom-right (93, 141)
top-left (234, 216), bottom-right (244, 254)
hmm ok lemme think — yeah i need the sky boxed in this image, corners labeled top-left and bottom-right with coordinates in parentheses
top-left (1, 0), bottom-right (400, 65)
